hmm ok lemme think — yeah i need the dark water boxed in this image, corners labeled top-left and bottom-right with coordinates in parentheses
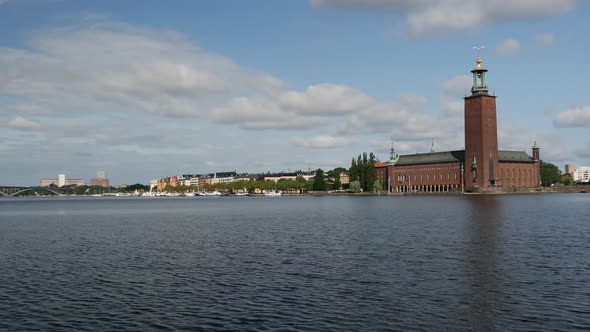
top-left (1, 195), bottom-right (589, 331)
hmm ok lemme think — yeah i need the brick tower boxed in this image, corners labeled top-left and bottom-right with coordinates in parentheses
top-left (464, 54), bottom-right (499, 191)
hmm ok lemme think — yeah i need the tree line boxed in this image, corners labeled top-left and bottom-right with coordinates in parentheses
top-left (349, 152), bottom-right (381, 192)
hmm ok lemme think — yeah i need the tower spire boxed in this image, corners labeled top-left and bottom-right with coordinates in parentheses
top-left (388, 140), bottom-right (399, 165)
top-left (471, 46), bottom-right (489, 95)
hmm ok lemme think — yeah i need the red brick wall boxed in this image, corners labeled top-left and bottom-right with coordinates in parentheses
top-left (387, 162), bottom-right (462, 192)
top-left (375, 166), bottom-right (387, 187)
top-left (464, 95), bottom-right (499, 190)
top-left (498, 162), bottom-right (540, 187)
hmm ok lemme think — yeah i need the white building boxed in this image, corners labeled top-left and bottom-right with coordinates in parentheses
top-left (96, 171), bottom-right (106, 179)
top-left (573, 166), bottom-right (590, 183)
top-left (58, 174), bottom-right (66, 187)
top-left (149, 179), bottom-right (158, 191)
top-left (189, 177), bottom-right (200, 187)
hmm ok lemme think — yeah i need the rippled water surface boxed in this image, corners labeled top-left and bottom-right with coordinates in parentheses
top-left (1, 194), bottom-right (589, 331)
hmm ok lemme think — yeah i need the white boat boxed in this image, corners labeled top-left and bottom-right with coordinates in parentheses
top-left (200, 190), bottom-right (222, 196)
top-left (235, 192), bottom-right (249, 196)
top-left (264, 190), bottom-right (282, 197)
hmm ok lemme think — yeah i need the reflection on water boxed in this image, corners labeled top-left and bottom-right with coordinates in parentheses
top-left (0, 195), bottom-right (589, 331)
top-left (466, 196), bottom-right (504, 329)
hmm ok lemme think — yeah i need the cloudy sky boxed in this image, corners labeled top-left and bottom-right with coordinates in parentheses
top-left (1, 0), bottom-right (589, 186)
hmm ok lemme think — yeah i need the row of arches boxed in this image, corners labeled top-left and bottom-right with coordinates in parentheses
top-left (393, 184), bottom-right (461, 193)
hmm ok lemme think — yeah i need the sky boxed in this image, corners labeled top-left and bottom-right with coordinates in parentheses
top-left (1, 0), bottom-right (589, 186)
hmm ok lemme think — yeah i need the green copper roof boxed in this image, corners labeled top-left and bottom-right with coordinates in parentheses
top-left (498, 150), bottom-right (535, 163)
top-left (395, 149), bottom-right (534, 166)
top-left (397, 150), bottom-right (464, 165)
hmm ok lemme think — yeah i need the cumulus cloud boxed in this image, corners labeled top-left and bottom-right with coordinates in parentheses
top-left (553, 106), bottom-right (590, 128)
top-left (0, 25), bottom-right (238, 118)
top-left (495, 39), bottom-right (520, 56)
top-left (211, 97), bottom-right (328, 130)
top-left (310, 0), bottom-right (577, 37)
top-left (211, 83), bottom-right (374, 130)
top-left (279, 84), bottom-right (374, 115)
top-left (8, 116), bottom-right (42, 130)
top-left (292, 135), bottom-right (353, 149)
top-left (535, 33), bottom-right (555, 48)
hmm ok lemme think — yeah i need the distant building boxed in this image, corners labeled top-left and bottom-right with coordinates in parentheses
top-left (149, 179), bottom-right (158, 191)
top-left (340, 172), bottom-right (350, 185)
top-left (90, 178), bottom-right (110, 187)
top-left (40, 179), bottom-right (59, 187)
top-left (264, 171), bottom-right (315, 182)
top-left (565, 164), bottom-right (576, 175)
top-left (573, 166), bottom-right (590, 183)
top-left (65, 179), bottom-right (84, 186)
top-left (90, 171), bottom-right (109, 187)
top-left (41, 174), bottom-right (83, 187)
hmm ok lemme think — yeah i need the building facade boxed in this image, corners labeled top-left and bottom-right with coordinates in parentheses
top-left (565, 164), bottom-right (576, 175)
top-left (380, 55), bottom-right (541, 193)
top-left (573, 166), bottom-right (590, 183)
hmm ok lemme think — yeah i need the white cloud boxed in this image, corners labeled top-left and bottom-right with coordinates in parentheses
top-left (279, 84), bottom-right (375, 115)
top-left (495, 39), bottom-right (520, 56)
top-left (553, 106), bottom-right (590, 128)
top-left (311, 0), bottom-right (577, 37)
top-left (211, 97), bottom-right (329, 130)
top-left (535, 33), bottom-right (555, 48)
top-left (0, 25), bottom-right (237, 118)
top-left (211, 83), bottom-right (374, 130)
top-left (292, 135), bottom-right (353, 149)
top-left (8, 116), bottom-right (42, 130)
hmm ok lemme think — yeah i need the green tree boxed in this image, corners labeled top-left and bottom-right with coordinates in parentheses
top-left (367, 152), bottom-right (377, 191)
top-left (350, 157), bottom-right (358, 182)
top-left (312, 168), bottom-right (327, 191)
top-left (373, 180), bottom-right (383, 192)
top-left (540, 161), bottom-right (562, 186)
top-left (349, 180), bottom-right (361, 193)
top-left (561, 175), bottom-right (574, 186)
top-left (127, 183), bottom-right (149, 192)
top-left (362, 152), bottom-right (369, 190)
top-left (333, 177), bottom-right (341, 190)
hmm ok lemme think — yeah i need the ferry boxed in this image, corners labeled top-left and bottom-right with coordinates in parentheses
top-left (264, 190), bottom-right (282, 197)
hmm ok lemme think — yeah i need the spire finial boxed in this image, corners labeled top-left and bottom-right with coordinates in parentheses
top-left (473, 46), bottom-right (485, 70)
top-left (430, 139), bottom-right (435, 153)
top-left (388, 138), bottom-right (399, 165)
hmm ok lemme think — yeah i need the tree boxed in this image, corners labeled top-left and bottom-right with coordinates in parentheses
top-left (127, 183), bottom-right (149, 192)
top-left (350, 158), bottom-right (358, 182)
top-left (349, 180), bottom-right (361, 193)
top-left (561, 175), bottom-right (574, 186)
top-left (367, 152), bottom-right (377, 191)
top-left (373, 180), bottom-right (383, 192)
top-left (333, 177), bottom-right (341, 190)
top-left (540, 161), bottom-right (561, 186)
top-left (362, 152), bottom-right (369, 191)
top-left (312, 168), bottom-right (327, 191)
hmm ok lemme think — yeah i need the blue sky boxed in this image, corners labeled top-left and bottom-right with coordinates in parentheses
top-left (1, 0), bottom-right (589, 186)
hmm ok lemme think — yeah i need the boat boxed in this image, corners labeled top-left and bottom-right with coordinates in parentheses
top-left (264, 190), bottom-right (282, 197)
top-left (234, 192), bottom-right (249, 196)
top-left (199, 190), bottom-right (222, 196)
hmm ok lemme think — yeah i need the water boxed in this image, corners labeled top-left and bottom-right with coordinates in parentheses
top-left (1, 194), bottom-right (589, 331)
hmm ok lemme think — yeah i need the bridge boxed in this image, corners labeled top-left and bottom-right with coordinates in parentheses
top-left (0, 186), bottom-right (76, 197)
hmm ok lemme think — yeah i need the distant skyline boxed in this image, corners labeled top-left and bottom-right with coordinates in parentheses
top-left (1, 0), bottom-right (589, 186)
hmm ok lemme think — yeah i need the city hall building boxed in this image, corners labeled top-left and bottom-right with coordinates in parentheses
top-left (376, 55), bottom-right (541, 193)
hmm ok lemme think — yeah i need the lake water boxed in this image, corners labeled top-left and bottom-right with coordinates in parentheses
top-left (1, 194), bottom-right (589, 331)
